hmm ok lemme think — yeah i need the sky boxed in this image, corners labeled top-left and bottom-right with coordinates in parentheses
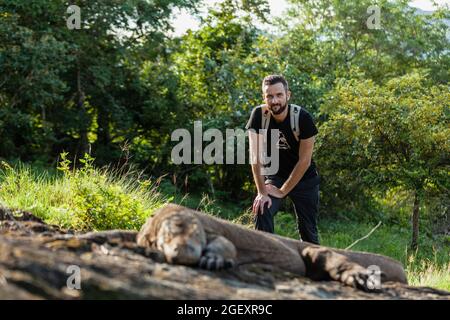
top-left (170, 0), bottom-right (450, 36)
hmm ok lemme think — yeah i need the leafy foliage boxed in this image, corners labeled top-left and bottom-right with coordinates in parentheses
top-left (317, 72), bottom-right (449, 205)
top-left (0, 154), bottom-right (166, 230)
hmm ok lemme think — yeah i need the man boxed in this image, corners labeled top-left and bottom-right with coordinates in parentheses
top-left (246, 75), bottom-right (320, 244)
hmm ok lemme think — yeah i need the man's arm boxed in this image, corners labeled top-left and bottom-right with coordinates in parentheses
top-left (249, 130), bottom-right (267, 195)
top-left (267, 136), bottom-right (315, 198)
top-left (248, 130), bottom-right (272, 214)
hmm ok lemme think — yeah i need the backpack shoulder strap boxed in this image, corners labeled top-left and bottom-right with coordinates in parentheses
top-left (260, 104), bottom-right (271, 131)
top-left (290, 104), bottom-right (301, 141)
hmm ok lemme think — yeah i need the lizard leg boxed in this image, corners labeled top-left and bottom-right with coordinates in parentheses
top-left (297, 241), bottom-right (407, 284)
top-left (199, 234), bottom-right (237, 271)
top-left (300, 246), bottom-right (375, 291)
top-left (331, 249), bottom-right (407, 284)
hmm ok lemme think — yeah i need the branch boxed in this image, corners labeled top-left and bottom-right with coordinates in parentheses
top-left (374, 124), bottom-right (405, 164)
top-left (345, 221), bottom-right (382, 250)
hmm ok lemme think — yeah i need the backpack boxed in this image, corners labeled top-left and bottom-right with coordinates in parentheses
top-left (260, 104), bottom-right (301, 142)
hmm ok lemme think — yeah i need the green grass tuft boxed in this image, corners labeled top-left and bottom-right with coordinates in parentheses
top-left (0, 154), bottom-right (166, 231)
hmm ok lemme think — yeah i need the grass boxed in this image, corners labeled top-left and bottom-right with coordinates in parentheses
top-left (0, 154), bottom-right (166, 230)
top-left (0, 157), bottom-right (448, 291)
top-left (407, 260), bottom-right (450, 291)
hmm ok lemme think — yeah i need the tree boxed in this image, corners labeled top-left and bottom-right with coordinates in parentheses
top-left (0, 0), bottom-right (200, 163)
top-left (317, 72), bottom-right (449, 249)
top-left (282, 0), bottom-right (450, 84)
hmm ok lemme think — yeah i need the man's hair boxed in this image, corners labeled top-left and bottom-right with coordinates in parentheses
top-left (262, 75), bottom-right (289, 92)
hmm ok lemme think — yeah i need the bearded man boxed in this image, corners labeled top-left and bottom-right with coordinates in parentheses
top-left (246, 75), bottom-right (320, 244)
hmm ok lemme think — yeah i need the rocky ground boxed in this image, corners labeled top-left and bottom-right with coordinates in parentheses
top-left (0, 206), bottom-right (449, 300)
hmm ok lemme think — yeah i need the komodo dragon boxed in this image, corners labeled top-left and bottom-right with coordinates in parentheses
top-left (136, 204), bottom-right (407, 291)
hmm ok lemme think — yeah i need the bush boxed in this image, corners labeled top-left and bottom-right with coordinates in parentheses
top-left (0, 153), bottom-right (166, 230)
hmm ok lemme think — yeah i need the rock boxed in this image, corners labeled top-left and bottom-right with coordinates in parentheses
top-left (0, 206), bottom-right (449, 300)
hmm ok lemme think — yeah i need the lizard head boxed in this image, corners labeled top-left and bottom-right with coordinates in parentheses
top-left (156, 213), bottom-right (206, 265)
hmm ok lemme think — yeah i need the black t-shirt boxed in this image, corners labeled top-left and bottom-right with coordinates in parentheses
top-left (245, 104), bottom-right (319, 181)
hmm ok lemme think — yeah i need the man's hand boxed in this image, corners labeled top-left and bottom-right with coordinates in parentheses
top-left (266, 184), bottom-right (286, 199)
top-left (252, 193), bottom-right (272, 216)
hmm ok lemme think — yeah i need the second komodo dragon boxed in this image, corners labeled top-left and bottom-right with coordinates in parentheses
top-left (137, 204), bottom-right (407, 291)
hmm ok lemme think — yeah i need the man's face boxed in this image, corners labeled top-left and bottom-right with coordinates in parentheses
top-left (262, 82), bottom-right (291, 115)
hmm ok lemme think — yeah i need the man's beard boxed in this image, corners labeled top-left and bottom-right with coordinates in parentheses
top-left (269, 102), bottom-right (287, 115)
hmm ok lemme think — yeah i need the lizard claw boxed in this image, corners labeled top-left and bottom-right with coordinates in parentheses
top-left (199, 254), bottom-right (235, 271)
top-left (199, 256), bottom-right (209, 269)
top-left (224, 258), bottom-right (235, 269)
top-left (340, 265), bottom-right (383, 292)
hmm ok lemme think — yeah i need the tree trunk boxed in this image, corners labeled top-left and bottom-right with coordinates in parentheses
top-left (76, 66), bottom-right (89, 158)
top-left (96, 105), bottom-right (111, 147)
top-left (411, 191), bottom-right (420, 250)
